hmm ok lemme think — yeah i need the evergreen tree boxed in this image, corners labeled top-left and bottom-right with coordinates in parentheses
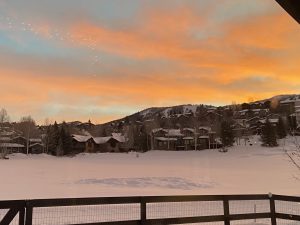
top-left (48, 122), bottom-right (60, 155)
top-left (59, 122), bottom-right (72, 155)
top-left (288, 115), bottom-right (297, 132)
top-left (277, 117), bottom-right (287, 139)
top-left (261, 119), bottom-right (278, 147)
top-left (220, 120), bottom-right (234, 147)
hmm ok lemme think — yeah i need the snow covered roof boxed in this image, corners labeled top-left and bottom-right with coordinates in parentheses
top-left (152, 128), bottom-right (166, 134)
top-left (29, 143), bottom-right (44, 148)
top-left (72, 134), bottom-right (91, 143)
top-left (112, 133), bottom-right (127, 143)
top-left (0, 143), bottom-right (25, 148)
top-left (183, 137), bottom-right (194, 140)
top-left (0, 131), bottom-right (16, 136)
top-left (279, 95), bottom-right (300, 104)
top-left (183, 128), bottom-right (195, 133)
top-left (11, 136), bottom-right (26, 141)
top-left (155, 137), bottom-right (177, 141)
top-left (93, 137), bottom-right (114, 144)
top-left (0, 137), bottom-right (11, 142)
top-left (198, 135), bottom-right (209, 139)
top-left (198, 126), bottom-right (212, 131)
top-left (259, 119), bottom-right (279, 124)
top-left (165, 129), bottom-right (183, 137)
top-left (29, 138), bottom-right (42, 143)
top-left (239, 109), bottom-right (269, 113)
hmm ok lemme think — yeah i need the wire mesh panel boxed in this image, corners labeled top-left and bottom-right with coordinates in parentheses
top-left (229, 200), bottom-right (270, 215)
top-left (147, 201), bottom-right (224, 219)
top-left (0, 209), bottom-right (20, 225)
top-left (170, 222), bottom-right (224, 225)
top-left (0, 208), bottom-right (8, 220)
top-left (275, 201), bottom-right (300, 216)
top-left (32, 203), bottom-right (140, 225)
top-left (276, 218), bottom-right (300, 225)
top-left (230, 218), bottom-right (271, 225)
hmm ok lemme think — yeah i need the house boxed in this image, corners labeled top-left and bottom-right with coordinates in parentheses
top-left (279, 96), bottom-right (299, 115)
top-left (0, 136), bottom-right (11, 143)
top-left (112, 133), bottom-right (128, 152)
top-left (29, 143), bottom-right (44, 154)
top-left (71, 134), bottom-right (92, 153)
top-left (11, 136), bottom-right (27, 147)
top-left (29, 138), bottom-right (42, 145)
top-left (86, 137), bottom-right (121, 153)
top-left (198, 127), bottom-right (212, 150)
top-left (152, 129), bottom-right (183, 150)
top-left (245, 117), bottom-right (262, 134)
top-left (0, 131), bottom-right (16, 137)
top-left (153, 137), bottom-right (177, 150)
top-left (235, 109), bottom-right (269, 119)
top-left (0, 143), bottom-right (25, 154)
top-left (165, 129), bottom-right (184, 150)
top-left (151, 127), bottom-right (217, 151)
top-left (182, 128), bottom-right (195, 150)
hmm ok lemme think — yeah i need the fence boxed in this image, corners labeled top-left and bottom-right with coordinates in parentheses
top-left (0, 194), bottom-right (299, 225)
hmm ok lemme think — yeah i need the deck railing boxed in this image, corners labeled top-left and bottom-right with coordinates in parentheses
top-left (0, 194), bottom-right (299, 225)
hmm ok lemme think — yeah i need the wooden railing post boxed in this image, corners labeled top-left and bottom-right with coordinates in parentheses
top-left (25, 201), bottom-right (33, 225)
top-left (19, 206), bottom-right (25, 225)
top-left (223, 198), bottom-right (230, 225)
top-left (269, 195), bottom-right (277, 225)
top-left (140, 197), bottom-right (147, 225)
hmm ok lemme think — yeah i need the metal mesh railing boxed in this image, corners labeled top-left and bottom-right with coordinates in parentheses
top-left (147, 201), bottom-right (223, 219)
top-left (230, 218), bottom-right (271, 224)
top-left (32, 203), bottom-right (140, 225)
top-left (275, 200), bottom-right (300, 216)
top-left (229, 200), bottom-right (270, 215)
top-left (170, 222), bottom-right (224, 225)
top-left (1, 194), bottom-right (300, 225)
top-left (276, 219), bottom-right (300, 225)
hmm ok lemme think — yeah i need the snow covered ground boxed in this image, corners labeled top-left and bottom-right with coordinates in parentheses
top-left (0, 136), bottom-right (299, 200)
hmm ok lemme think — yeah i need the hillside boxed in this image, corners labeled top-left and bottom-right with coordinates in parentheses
top-left (99, 94), bottom-right (300, 126)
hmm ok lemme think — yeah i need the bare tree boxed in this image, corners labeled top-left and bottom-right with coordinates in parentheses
top-left (0, 108), bottom-right (10, 124)
top-left (0, 108), bottom-right (10, 159)
top-left (14, 116), bottom-right (39, 155)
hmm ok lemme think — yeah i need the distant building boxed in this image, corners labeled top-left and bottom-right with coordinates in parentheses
top-left (151, 127), bottom-right (218, 151)
top-left (71, 133), bottom-right (127, 153)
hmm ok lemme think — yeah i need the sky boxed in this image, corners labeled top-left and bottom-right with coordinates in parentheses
top-left (0, 0), bottom-right (299, 124)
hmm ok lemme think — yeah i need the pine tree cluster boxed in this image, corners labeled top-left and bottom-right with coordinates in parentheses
top-left (47, 122), bottom-right (73, 156)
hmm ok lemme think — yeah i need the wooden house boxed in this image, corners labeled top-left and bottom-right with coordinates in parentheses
top-left (0, 143), bottom-right (25, 154)
top-left (182, 128), bottom-right (195, 150)
top-left (71, 134), bottom-right (91, 153)
top-left (29, 143), bottom-right (44, 154)
top-left (11, 136), bottom-right (27, 147)
top-left (154, 137), bottom-right (177, 150)
top-left (86, 137), bottom-right (121, 153)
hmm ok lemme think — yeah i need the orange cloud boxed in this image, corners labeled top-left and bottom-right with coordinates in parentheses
top-left (1, 2), bottom-right (300, 123)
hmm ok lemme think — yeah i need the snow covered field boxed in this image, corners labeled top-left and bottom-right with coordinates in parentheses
top-left (0, 136), bottom-right (299, 200)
